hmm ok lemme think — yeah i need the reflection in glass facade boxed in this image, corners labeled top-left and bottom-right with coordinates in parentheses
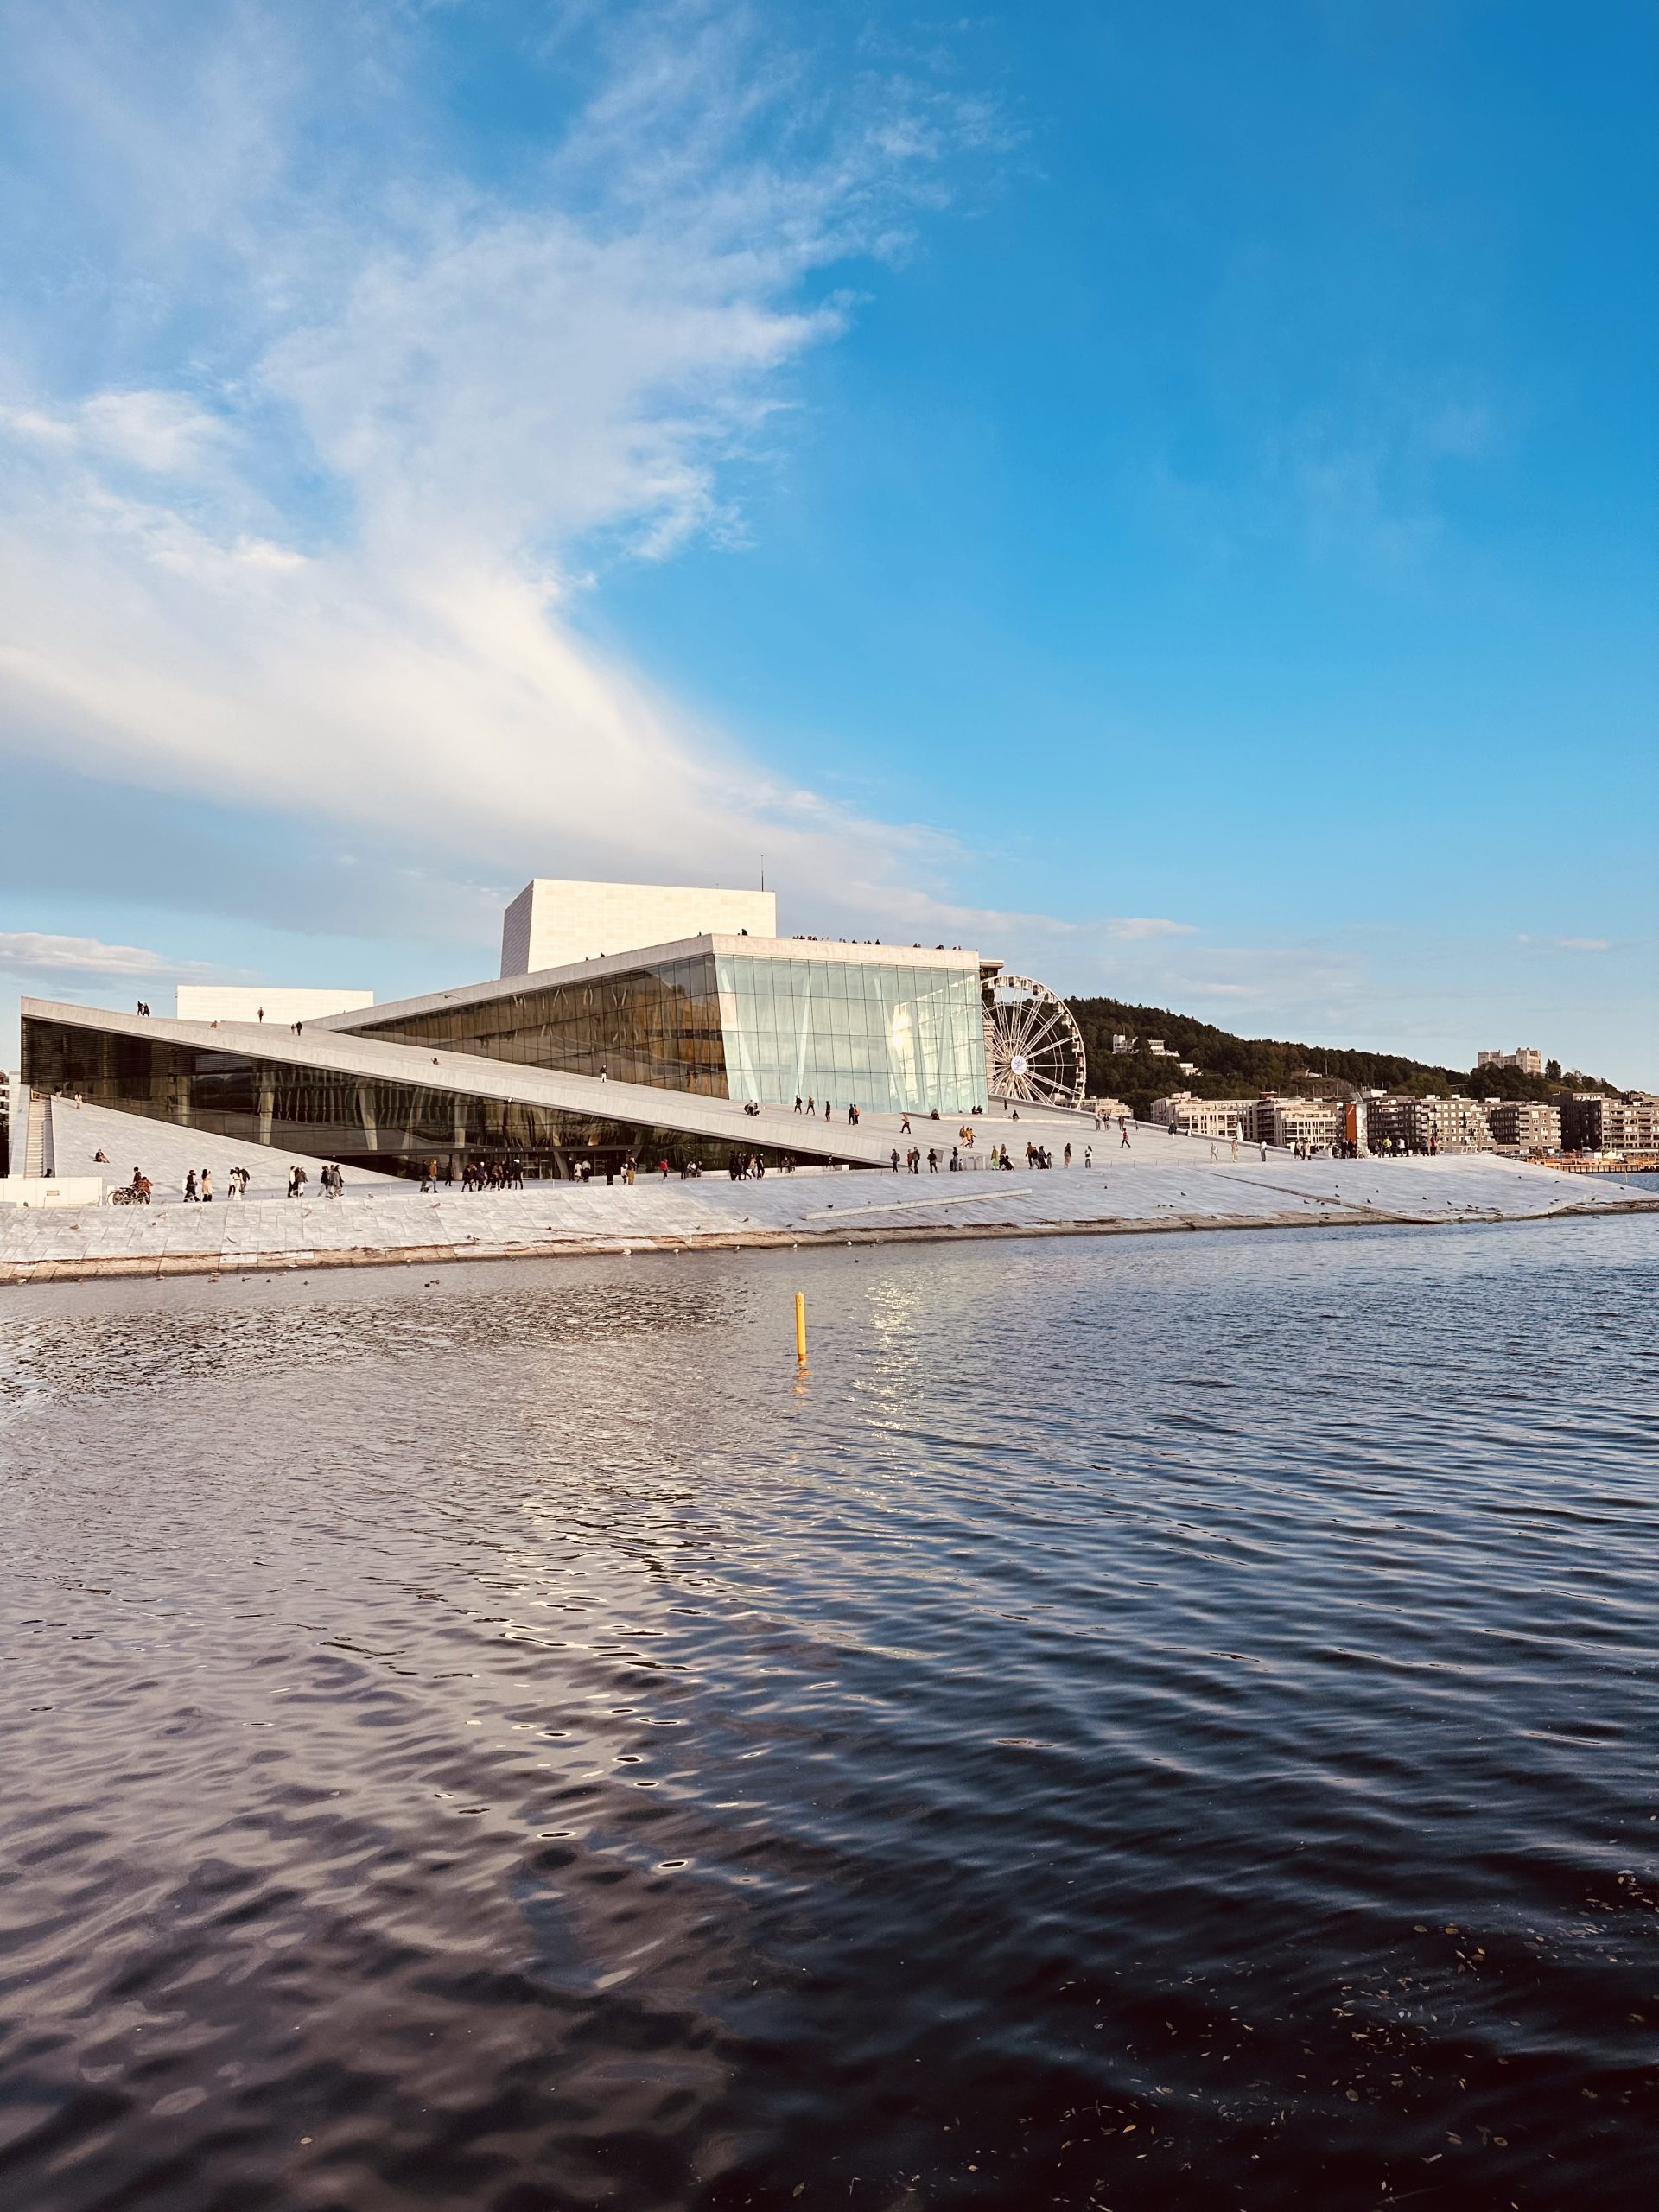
top-left (348, 956), bottom-right (728, 1096)
top-left (20, 1019), bottom-right (791, 1179)
top-left (349, 949), bottom-right (988, 1116)
top-left (717, 956), bottom-right (985, 1114)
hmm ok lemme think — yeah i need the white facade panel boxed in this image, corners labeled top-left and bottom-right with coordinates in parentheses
top-left (500, 880), bottom-right (778, 976)
top-left (175, 987), bottom-right (375, 1024)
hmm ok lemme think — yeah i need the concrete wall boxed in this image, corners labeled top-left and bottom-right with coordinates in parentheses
top-left (1, 1175), bottom-right (105, 1208)
top-left (500, 880), bottom-right (778, 976)
top-left (175, 987), bottom-right (375, 1024)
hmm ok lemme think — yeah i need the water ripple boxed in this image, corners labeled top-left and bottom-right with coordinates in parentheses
top-left (1, 1217), bottom-right (1656, 2209)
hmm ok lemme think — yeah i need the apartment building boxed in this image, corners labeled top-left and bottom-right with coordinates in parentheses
top-left (1237, 1096), bottom-right (1343, 1150)
top-left (1562, 1094), bottom-right (1659, 1154)
top-left (1150, 1093), bottom-right (1251, 1139)
top-left (1367, 1095), bottom-right (1494, 1154)
top-left (1485, 1099), bottom-right (1563, 1153)
top-left (1477, 1046), bottom-right (1545, 1076)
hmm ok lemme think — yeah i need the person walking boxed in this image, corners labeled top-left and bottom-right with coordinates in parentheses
top-left (1084, 1146), bottom-right (1092, 1167)
top-left (890, 1147), bottom-right (900, 1172)
top-left (200, 1167), bottom-right (213, 1202)
top-left (1120, 1120), bottom-right (1132, 1149)
top-left (927, 1147), bottom-right (939, 1173)
top-left (183, 1169), bottom-right (199, 1202)
top-left (899, 1112), bottom-right (911, 1135)
top-left (794, 1096), bottom-right (803, 1113)
top-left (1063, 1143), bottom-right (1071, 1166)
top-left (659, 1158), bottom-right (670, 1180)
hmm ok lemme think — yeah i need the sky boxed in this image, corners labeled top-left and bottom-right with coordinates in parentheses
top-left (1, 0), bottom-right (1654, 1085)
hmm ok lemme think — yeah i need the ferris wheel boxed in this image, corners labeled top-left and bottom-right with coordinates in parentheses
top-left (983, 974), bottom-right (1088, 1110)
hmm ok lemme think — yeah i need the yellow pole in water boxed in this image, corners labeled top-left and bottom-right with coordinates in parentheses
top-left (794, 1291), bottom-right (808, 1365)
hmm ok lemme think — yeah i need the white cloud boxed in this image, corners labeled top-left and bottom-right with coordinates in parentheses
top-left (1516, 932), bottom-right (1615, 953)
top-left (3, 390), bottom-right (227, 474)
top-left (1102, 917), bottom-right (1198, 941)
top-left (0, 2), bottom-right (1024, 951)
top-left (0, 931), bottom-right (215, 980)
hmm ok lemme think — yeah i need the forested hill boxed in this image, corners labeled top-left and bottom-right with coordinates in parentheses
top-left (1065, 995), bottom-right (1616, 1120)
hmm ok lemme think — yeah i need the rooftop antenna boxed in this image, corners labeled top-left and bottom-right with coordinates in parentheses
top-left (760, 853), bottom-right (766, 893)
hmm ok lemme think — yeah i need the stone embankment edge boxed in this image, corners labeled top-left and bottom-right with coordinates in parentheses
top-left (2, 1197), bottom-right (1652, 1286)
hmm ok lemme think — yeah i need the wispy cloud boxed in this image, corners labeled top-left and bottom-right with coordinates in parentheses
top-left (0, 1), bottom-right (1008, 942)
top-left (1102, 917), bottom-right (1197, 941)
top-left (0, 931), bottom-right (217, 981)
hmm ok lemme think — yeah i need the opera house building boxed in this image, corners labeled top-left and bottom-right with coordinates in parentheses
top-left (22, 879), bottom-right (1087, 1179)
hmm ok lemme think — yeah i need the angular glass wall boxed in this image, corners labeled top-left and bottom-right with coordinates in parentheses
top-left (347, 955), bottom-right (728, 1096)
top-left (20, 1019), bottom-right (785, 1179)
top-left (716, 956), bottom-right (987, 1115)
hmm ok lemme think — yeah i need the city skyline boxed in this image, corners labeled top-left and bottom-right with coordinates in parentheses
top-left (0, 2), bottom-right (1653, 1085)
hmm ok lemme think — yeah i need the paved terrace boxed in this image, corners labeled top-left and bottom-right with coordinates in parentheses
top-left (36, 1095), bottom-right (401, 1201)
top-left (2, 1138), bottom-right (1648, 1285)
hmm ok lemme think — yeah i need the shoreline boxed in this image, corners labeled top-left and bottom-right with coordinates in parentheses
top-left (3, 1190), bottom-right (1652, 1286)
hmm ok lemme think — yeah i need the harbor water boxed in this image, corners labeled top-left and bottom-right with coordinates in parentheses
top-left (1, 1217), bottom-right (1655, 2210)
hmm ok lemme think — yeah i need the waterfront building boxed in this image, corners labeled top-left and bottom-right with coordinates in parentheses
top-left (1241, 1096), bottom-right (1343, 1151)
top-left (1561, 1093), bottom-right (1659, 1154)
top-left (1150, 1093), bottom-right (1252, 1139)
top-left (1367, 1095), bottom-right (1494, 1154)
top-left (1485, 1099), bottom-right (1562, 1153)
top-left (20, 881), bottom-right (1085, 1180)
top-left (346, 935), bottom-right (988, 1116)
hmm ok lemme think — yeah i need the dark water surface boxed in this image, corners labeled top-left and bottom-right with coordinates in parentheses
top-left (2, 1219), bottom-right (1656, 2212)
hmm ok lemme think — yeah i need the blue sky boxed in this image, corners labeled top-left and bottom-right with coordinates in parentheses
top-left (1, 0), bottom-right (1654, 1084)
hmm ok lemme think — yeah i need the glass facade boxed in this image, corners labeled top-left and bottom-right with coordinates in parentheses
top-left (20, 1019), bottom-right (791, 1179)
top-left (717, 955), bottom-right (986, 1114)
top-left (349, 949), bottom-right (988, 1116)
top-left (348, 955), bottom-right (728, 1096)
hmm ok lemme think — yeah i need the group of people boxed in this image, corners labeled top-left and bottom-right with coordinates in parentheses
top-left (182, 1165), bottom-right (256, 1201)
top-left (441, 1157), bottom-right (526, 1191)
top-left (1023, 1141), bottom-right (1082, 1169)
top-left (284, 1162), bottom-right (347, 1198)
top-left (791, 1097), bottom-right (863, 1125)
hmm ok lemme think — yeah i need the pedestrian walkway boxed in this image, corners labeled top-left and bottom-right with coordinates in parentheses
top-left (36, 1097), bottom-right (402, 1205)
top-left (2, 1143), bottom-right (1646, 1284)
